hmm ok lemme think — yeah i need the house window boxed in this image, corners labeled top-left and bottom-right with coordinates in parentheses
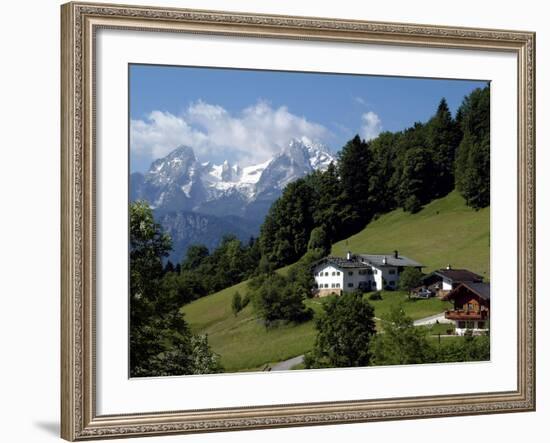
top-left (467, 303), bottom-right (474, 311)
top-left (348, 283), bottom-right (354, 288)
top-left (325, 272), bottom-right (329, 276)
top-left (389, 269), bottom-right (396, 275)
top-left (348, 271), bottom-right (354, 276)
top-left (389, 281), bottom-right (395, 286)
top-left (465, 321), bottom-right (475, 329)
top-left (336, 283), bottom-right (340, 288)
top-left (324, 284), bottom-right (329, 288)
top-left (477, 321), bottom-right (485, 329)
top-left (331, 283), bottom-right (336, 288)
top-left (332, 271), bottom-right (336, 276)
top-left (458, 321), bottom-right (466, 329)
top-left (336, 271), bottom-right (340, 275)
top-left (367, 269), bottom-right (373, 275)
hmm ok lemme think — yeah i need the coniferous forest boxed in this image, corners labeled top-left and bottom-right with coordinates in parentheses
top-left (130, 85), bottom-right (490, 376)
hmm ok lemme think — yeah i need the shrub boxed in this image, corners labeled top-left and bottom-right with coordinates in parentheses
top-left (369, 291), bottom-right (383, 301)
top-left (249, 272), bottom-right (313, 327)
top-left (231, 291), bottom-right (243, 316)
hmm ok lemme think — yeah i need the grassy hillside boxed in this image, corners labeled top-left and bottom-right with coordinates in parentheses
top-left (332, 190), bottom-right (490, 278)
top-left (182, 264), bottom-right (323, 371)
top-left (182, 190), bottom-right (489, 371)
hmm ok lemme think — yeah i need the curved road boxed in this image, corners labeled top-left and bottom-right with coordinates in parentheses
top-left (269, 312), bottom-right (452, 371)
top-left (413, 312), bottom-right (453, 326)
top-left (270, 355), bottom-right (305, 371)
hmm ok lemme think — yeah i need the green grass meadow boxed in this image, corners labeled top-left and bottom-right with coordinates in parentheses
top-left (332, 190), bottom-right (490, 278)
top-left (182, 191), bottom-right (489, 372)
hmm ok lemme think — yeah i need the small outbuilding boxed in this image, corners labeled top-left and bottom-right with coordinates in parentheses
top-left (419, 266), bottom-right (484, 297)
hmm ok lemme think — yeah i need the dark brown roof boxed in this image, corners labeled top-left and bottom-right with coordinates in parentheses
top-left (444, 282), bottom-right (490, 302)
top-left (434, 269), bottom-right (483, 283)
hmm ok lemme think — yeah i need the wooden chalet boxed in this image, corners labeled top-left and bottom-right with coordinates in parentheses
top-left (444, 282), bottom-right (490, 335)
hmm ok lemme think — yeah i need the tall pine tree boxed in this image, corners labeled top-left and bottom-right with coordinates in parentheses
top-left (338, 135), bottom-right (374, 228)
top-left (426, 98), bottom-right (462, 197)
top-left (454, 86), bottom-right (490, 209)
top-left (398, 146), bottom-right (435, 213)
top-left (259, 178), bottom-right (315, 267)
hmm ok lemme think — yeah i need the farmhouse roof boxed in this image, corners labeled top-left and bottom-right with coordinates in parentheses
top-left (444, 282), bottom-right (491, 302)
top-left (434, 269), bottom-right (483, 283)
top-left (313, 253), bottom-right (423, 270)
top-left (314, 255), bottom-right (369, 269)
top-left (358, 254), bottom-right (424, 268)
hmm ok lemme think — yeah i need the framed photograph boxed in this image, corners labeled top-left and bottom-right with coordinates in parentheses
top-left (61, 1), bottom-right (536, 440)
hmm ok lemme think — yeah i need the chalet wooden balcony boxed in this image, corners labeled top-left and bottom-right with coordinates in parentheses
top-left (444, 309), bottom-right (489, 321)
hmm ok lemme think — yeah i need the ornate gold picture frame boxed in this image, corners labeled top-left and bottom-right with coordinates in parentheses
top-left (61, 1), bottom-right (535, 440)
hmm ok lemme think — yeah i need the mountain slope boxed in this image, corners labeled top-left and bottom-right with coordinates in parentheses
top-left (331, 190), bottom-right (490, 278)
top-left (182, 191), bottom-right (489, 371)
top-left (156, 211), bottom-right (259, 263)
top-left (131, 138), bottom-right (335, 216)
top-left (131, 138), bottom-right (336, 261)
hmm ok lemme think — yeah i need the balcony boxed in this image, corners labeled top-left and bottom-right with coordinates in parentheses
top-left (445, 309), bottom-right (489, 321)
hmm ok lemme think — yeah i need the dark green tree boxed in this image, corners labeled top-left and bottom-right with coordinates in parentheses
top-left (372, 305), bottom-right (436, 365)
top-left (307, 226), bottom-right (330, 256)
top-left (162, 270), bottom-right (207, 305)
top-left (398, 147), bottom-right (435, 212)
top-left (454, 86), bottom-right (490, 209)
top-left (457, 86), bottom-right (490, 142)
top-left (455, 131), bottom-right (490, 209)
top-left (368, 132), bottom-right (400, 215)
top-left (181, 244), bottom-right (209, 271)
top-left (308, 163), bottom-right (351, 241)
top-left (398, 267), bottom-right (423, 293)
top-left (179, 235), bottom-right (260, 297)
top-left (338, 135), bottom-right (373, 225)
top-left (426, 98), bottom-right (462, 197)
top-left (259, 179), bottom-right (315, 267)
top-left (437, 331), bottom-right (490, 362)
top-left (305, 291), bottom-right (377, 368)
top-left (249, 272), bottom-right (313, 326)
top-left (129, 201), bottom-right (221, 376)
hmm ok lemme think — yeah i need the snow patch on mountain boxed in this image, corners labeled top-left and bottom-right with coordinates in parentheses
top-left (131, 137), bottom-right (335, 214)
top-left (130, 138), bottom-right (336, 261)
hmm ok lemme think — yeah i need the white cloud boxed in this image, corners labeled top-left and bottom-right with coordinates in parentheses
top-left (131, 100), bottom-right (330, 167)
top-left (360, 111), bottom-right (382, 141)
top-left (354, 96), bottom-right (368, 106)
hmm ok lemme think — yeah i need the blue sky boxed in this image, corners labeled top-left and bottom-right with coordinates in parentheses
top-left (130, 64), bottom-right (488, 173)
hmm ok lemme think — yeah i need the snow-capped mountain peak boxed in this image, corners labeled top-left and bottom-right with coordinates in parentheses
top-left (129, 139), bottom-right (337, 261)
top-left (284, 137), bottom-right (335, 170)
top-left (253, 138), bottom-right (335, 194)
top-left (131, 138), bottom-right (335, 215)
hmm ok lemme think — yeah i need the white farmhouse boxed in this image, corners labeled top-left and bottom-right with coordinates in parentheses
top-left (312, 251), bottom-right (423, 297)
